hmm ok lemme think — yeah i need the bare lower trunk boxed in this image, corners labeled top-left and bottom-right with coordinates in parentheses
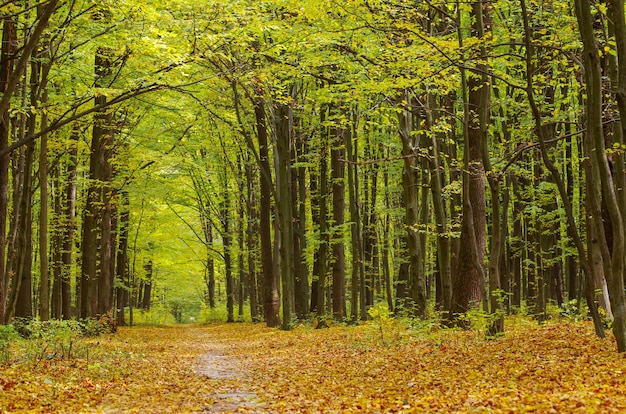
top-left (0, 16), bottom-right (15, 324)
top-left (254, 100), bottom-right (280, 327)
top-left (331, 123), bottom-right (346, 321)
top-left (398, 92), bottom-right (427, 318)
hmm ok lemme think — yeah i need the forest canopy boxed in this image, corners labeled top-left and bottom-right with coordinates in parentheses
top-left (2, 0), bottom-right (626, 351)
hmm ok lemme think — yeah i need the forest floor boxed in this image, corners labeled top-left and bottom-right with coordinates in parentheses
top-left (1, 315), bottom-right (626, 413)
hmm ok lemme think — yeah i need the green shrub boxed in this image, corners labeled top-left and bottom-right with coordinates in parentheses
top-left (0, 325), bottom-right (18, 364)
top-left (25, 319), bottom-right (85, 361)
top-left (1, 318), bottom-right (114, 365)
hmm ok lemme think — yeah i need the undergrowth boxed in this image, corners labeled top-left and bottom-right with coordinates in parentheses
top-left (0, 317), bottom-right (115, 366)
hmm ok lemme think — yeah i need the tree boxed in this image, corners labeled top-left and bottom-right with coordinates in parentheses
top-left (573, 0), bottom-right (626, 351)
top-left (450, 1), bottom-right (488, 323)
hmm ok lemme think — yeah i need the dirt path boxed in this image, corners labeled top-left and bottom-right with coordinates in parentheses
top-left (196, 341), bottom-right (260, 412)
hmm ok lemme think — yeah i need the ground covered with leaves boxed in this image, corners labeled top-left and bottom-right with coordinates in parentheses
top-left (1, 316), bottom-right (626, 412)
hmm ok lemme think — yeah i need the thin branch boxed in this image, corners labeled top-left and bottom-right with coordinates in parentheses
top-left (499, 118), bottom-right (620, 173)
top-left (0, 82), bottom-right (165, 157)
top-left (164, 198), bottom-right (225, 260)
top-left (339, 153), bottom-right (425, 165)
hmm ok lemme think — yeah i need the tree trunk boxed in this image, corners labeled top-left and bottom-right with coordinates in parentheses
top-left (254, 98), bottom-right (280, 327)
top-left (0, 14), bottom-right (16, 325)
top-left (10, 142), bottom-right (35, 320)
top-left (0, 0), bottom-right (57, 322)
top-left (382, 162), bottom-right (394, 312)
top-left (451, 2), bottom-right (488, 321)
top-left (293, 124), bottom-right (309, 320)
top-left (221, 169), bottom-right (235, 323)
top-left (605, 0), bottom-right (626, 351)
top-left (9, 61), bottom-right (38, 321)
top-left (398, 92), bottom-right (427, 318)
top-left (80, 47), bottom-right (116, 318)
top-left (345, 112), bottom-right (364, 321)
top-left (273, 96), bottom-right (296, 329)
top-left (520, 0), bottom-right (605, 339)
top-left (38, 89), bottom-right (50, 321)
top-left (311, 108), bottom-right (330, 326)
top-left (426, 93), bottom-right (452, 315)
top-left (237, 178), bottom-right (245, 320)
top-left (60, 126), bottom-right (78, 320)
top-left (51, 167), bottom-right (62, 319)
top-left (142, 261), bottom-right (153, 311)
top-left (331, 118), bottom-right (347, 321)
top-left (573, 0), bottom-right (626, 351)
top-left (245, 160), bottom-right (260, 321)
top-left (115, 192), bottom-right (130, 326)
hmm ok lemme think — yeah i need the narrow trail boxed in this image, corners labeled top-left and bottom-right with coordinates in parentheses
top-left (196, 338), bottom-right (260, 412)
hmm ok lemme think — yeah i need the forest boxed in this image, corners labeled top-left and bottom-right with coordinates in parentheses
top-left (4, 0), bottom-right (626, 411)
top-left (2, 0), bottom-right (626, 337)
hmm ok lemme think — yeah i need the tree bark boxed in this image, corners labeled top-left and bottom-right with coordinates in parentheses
top-left (451, 1), bottom-right (488, 321)
top-left (9, 143), bottom-right (35, 320)
top-left (520, 0), bottom-right (606, 339)
top-left (425, 93), bottom-right (452, 315)
top-left (0, 14), bottom-right (16, 324)
top-left (311, 108), bottom-right (330, 326)
top-left (254, 97), bottom-right (280, 327)
top-left (345, 111), bottom-right (364, 321)
top-left (273, 96), bottom-right (296, 329)
top-left (398, 91), bottom-right (428, 318)
top-left (245, 160), bottom-right (260, 321)
top-left (293, 121), bottom-right (309, 320)
top-left (221, 170), bottom-right (234, 323)
top-left (331, 118), bottom-right (347, 321)
top-left (115, 192), bottom-right (130, 326)
top-left (38, 92), bottom-right (50, 321)
top-left (574, 0), bottom-right (626, 351)
top-left (142, 261), bottom-right (153, 311)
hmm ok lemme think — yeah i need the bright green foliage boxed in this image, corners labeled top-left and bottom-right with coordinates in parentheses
top-left (2, 0), bottom-right (624, 353)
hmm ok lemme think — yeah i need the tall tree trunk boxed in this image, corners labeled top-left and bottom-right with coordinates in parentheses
top-left (331, 117), bottom-right (347, 321)
top-left (254, 98), bottom-right (280, 327)
top-left (382, 159), bottom-right (394, 312)
top-left (237, 188), bottom-right (245, 320)
top-left (51, 167), bottom-right (62, 319)
top-left (0, 0), bottom-right (57, 322)
top-left (311, 108), bottom-right (330, 326)
top-left (221, 169), bottom-right (234, 323)
top-left (273, 96), bottom-right (296, 329)
top-left (98, 165), bottom-right (114, 316)
top-left (38, 88), bottom-right (50, 321)
top-left (205, 224), bottom-right (215, 308)
top-left (115, 192), bottom-right (130, 326)
top-left (142, 261), bottom-right (152, 311)
top-left (606, 0), bottom-right (626, 351)
top-left (10, 143), bottom-right (35, 320)
top-left (245, 160), bottom-right (260, 321)
top-left (520, 0), bottom-right (605, 339)
top-left (0, 14), bottom-right (16, 325)
top-left (60, 126), bottom-right (78, 320)
top-left (473, 2), bottom-right (503, 334)
top-left (574, 0), bottom-right (626, 351)
top-left (451, 2), bottom-right (488, 321)
top-left (81, 47), bottom-right (115, 318)
top-left (426, 93), bottom-right (452, 315)
top-left (398, 92), bottom-right (427, 318)
top-left (36, 5), bottom-right (53, 321)
top-left (293, 124), bottom-right (309, 320)
top-left (585, 150), bottom-right (612, 316)
top-left (9, 59), bottom-right (38, 321)
top-left (345, 111), bottom-right (364, 321)
top-left (363, 138), bottom-right (380, 312)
